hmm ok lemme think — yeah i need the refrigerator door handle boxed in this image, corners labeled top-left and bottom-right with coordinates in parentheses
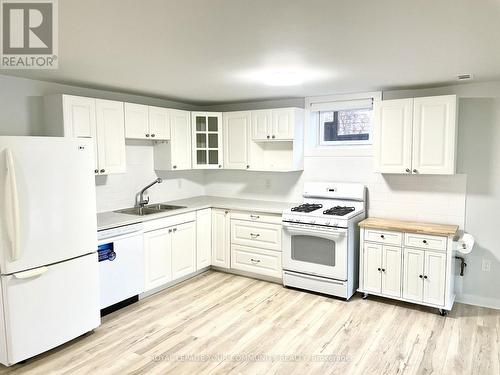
top-left (13, 266), bottom-right (49, 279)
top-left (4, 148), bottom-right (21, 261)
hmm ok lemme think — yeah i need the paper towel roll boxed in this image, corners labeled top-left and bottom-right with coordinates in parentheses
top-left (453, 232), bottom-right (475, 254)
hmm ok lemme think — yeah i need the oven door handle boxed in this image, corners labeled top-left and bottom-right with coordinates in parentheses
top-left (284, 225), bottom-right (347, 239)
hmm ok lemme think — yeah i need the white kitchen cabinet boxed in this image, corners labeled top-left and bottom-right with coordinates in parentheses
top-left (374, 95), bottom-right (457, 175)
top-left (373, 98), bottom-right (413, 174)
top-left (211, 209), bottom-right (230, 268)
top-left (171, 221), bottom-right (197, 279)
top-left (196, 209), bottom-right (212, 270)
top-left (251, 108), bottom-right (301, 141)
top-left (95, 99), bottom-right (127, 175)
top-left (154, 109), bottom-right (192, 170)
top-left (223, 111), bottom-right (251, 170)
top-left (191, 112), bottom-right (223, 169)
top-left (359, 219), bottom-right (455, 314)
top-left (144, 228), bottom-right (172, 291)
top-left (423, 250), bottom-right (446, 306)
top-left (60, 95), bottom-right (97, 139)
top-left (412, 95), bottom-right (457, 175)
top-left (125, 104), bottom-right (171, 141)
top-left (124, 103), bottom-right (149, 139)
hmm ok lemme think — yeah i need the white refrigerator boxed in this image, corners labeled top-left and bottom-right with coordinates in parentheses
top-left (0, 136), bottom-right (100, 366)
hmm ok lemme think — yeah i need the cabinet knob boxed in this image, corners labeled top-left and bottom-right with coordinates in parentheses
top-left (168, 229), bottom-right (172, 233)
top-left (173, 228), bottom-right (177, 232)
top-left (413, 169), bottom-right (418, 173)
top-left (419, 275), bottom-right (423, 279)
top-left (151, 134), bottom-right (155, 138)
top-left (173, 165), bottom-right (177, 169)
top-left (381, 268), bottom-right (386, 272)
top-left (377, 268), bottom-right (381, 271)
top-left (218, 165), bottom-right (222, 168)
top-left (405, 168), bottom-right (411, 173)
top-left (250, 258), bottom-right (261, 263)
top-left (423, 240), bottom-right (428, 244)
top-left (146, 134), bottom-right (150, 137)
top-left (100, 169), bottom-right (105, 173)
top-left (94, 169), bottom-right (99, 174)
top-left (224, 210), bottom-right (228, 214)
top-left (246, 165), bottom-right (250, 169)
top-left (380, 235), bottom-right (385, 239)
top-left (272, 135), bottom-right (276, 139)
top-left (267, 135), bottom-right (270, 139)
top-left (423, 275), bottom-right (428, 279)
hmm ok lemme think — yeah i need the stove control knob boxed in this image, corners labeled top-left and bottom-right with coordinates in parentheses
top-left (310, 220), bottom-right (316, 224)
top-left (325, 221), bottom-right (331, 226)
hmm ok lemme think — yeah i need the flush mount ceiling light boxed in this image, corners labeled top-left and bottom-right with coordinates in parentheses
top-left (238, 66), bottom-right (329, 87)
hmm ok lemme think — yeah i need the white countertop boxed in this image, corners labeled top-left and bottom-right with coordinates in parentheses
top-left (97, 195), bottom-right (295, 231)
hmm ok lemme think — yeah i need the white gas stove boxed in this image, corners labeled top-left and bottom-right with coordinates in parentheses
top-left (282, 182), bottom-right (366, 299)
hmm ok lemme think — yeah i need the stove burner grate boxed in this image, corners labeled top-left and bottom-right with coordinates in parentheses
top-left (323, 206), bottom-right (356, 216)
top-left (291, 203), bottom-right (323, 213)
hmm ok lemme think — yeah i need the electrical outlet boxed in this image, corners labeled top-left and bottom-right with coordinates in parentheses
top-left (482, 259), bottom-right (491, 272)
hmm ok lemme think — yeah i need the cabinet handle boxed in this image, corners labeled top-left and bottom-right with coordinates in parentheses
top-left (173, 165), bottom-right (177, 169)
top-left (419, 275), bottom-right (423, 279)
top-left (94, 169), bottom-right (99, 174)
top-left (146, 134), bottom-right (150, 137)
top-left (168, 229), bottom-right (172, 233)
top-left (100, 169), bottom-right (105, 173)
top-left (272, 135), bottom-right (276, 139)
top-left (250, 214), bottom-right (260, 220)
top-left (266, 135), bottom-right (270, 139)
top-left (246, 165), bottom-right (250, 169)
top-left (413, 169), bottom-right (418, 173)
top-left (423, 240), bottom-right (428, 244)
top-left (224, 211), bottom-right (228, 214)
top-left (377, 267), bottom-right (381, 271)
top-left (151, 134), bottom-right (155, 138)
top-left (405, 168), bottom-right (411, 173)
top-left (250, 233), bottom-right (260, 238)
top-left (380, 235), bottom-right (385, 239)
top-left (173, 228), bottom-right (177, 232)
top-left (381, 268), bottom-right (386, 272)
top-left (250, 258), bottom-right (261, 263)
top-left (218, 165), bottom-right (222, 168)
top-left (423, 275), bottom-right (428, 279)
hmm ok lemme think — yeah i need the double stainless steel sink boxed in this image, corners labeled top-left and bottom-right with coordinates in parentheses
top-left (115, 204), bottom-right (186, 216)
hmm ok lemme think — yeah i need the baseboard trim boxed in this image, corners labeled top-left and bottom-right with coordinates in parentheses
top-left (455, 294), bottom-right (500, 310)
top-left (210, 266), bottom-right (282, 285)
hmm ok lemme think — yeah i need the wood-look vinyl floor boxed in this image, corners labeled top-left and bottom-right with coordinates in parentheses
top-left (1, 270), bottom-right (498, 375)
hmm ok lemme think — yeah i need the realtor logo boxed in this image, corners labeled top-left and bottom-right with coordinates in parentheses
top-left (1, 0), bottom-right (58, 68)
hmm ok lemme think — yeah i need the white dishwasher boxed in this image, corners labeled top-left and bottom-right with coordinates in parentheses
top-left (97, 223), bottom-right (144, 314)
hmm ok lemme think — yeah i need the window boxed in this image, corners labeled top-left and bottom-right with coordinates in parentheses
top-left (319, 107), bottom-right (373, 146)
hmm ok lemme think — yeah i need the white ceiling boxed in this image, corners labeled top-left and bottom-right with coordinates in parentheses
top-left (3, 0), bottom-right (500, 104)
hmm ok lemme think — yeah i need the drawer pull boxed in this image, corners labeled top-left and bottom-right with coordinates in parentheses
top-left (423, 275), bottom-right (428, 279)
top-left (380, 235), bottom-right (385, 239)
top-left (250, 258), bottom-right (261, 263)
top-left (377, 267), bottom-right (381, 272)
top-left (250, 214), bottom-right (260, 220)
top-left (381, 268), bottom-right (386, 272)
top-left (419, 275), bottom-right (423, 279)
top-left (250, 233), bottom-right (260, 238)
top-left (423, 240), bottom-right (428, 244)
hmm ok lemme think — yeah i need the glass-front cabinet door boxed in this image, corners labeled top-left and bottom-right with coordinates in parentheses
top-left (191, 112), bottom-right (223, 169)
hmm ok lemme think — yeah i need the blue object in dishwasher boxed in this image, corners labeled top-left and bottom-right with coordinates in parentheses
top-left (98, 243), bottom-right (116, 262)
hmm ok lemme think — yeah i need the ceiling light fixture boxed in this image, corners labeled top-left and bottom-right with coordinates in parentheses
top-left (237, 66), bottom-right (330, 87)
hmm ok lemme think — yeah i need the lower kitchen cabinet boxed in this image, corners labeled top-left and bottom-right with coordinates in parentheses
top-left (359, 218), bottom-right (456, 314)
top-left (171, 221), bottom-right (197, 279)
top-left (144, 228), bottom-right (172, 291)
top-left (211, 209), bottom-right (231, 268)
top-left (196, 208), bottom-right (212, 270)
top-left (231, 244), bottom-right (282, 278)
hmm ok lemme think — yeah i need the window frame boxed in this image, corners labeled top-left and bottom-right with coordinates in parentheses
top-left (318, 108), bottom-right (373, 146)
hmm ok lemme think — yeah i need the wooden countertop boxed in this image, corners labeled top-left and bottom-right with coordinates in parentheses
top-left (358, 217), bottom-right (459, 236)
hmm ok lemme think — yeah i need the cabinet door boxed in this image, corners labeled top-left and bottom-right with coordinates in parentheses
top-left (271, 108), bottom-right (294, 140)
top-left (149, 106), bottom-right (171, 140)
top-left (223, 111), bottom-right (250, 169)
top-left (95, 99), bottom-right (126, 175)
top-left (423, 251), bottom-right (446, 306)
top-left (171, 221), bottom-right (197, 279)
top-left (192, 112), bottom-right (223, 169)
top-left (62, 95), bottom-right (99, 173)
top-left (403, 248), bottom-right (424, 302)
top-left (381, 245), bottom-right (402, 298)
top-left (170, 109), bottom-right (192, 170)
top-left (124, 103), bottom-right (149, 139)
top-left (363, 242), bottom-right (382, 293)
top-left (373, 99), bottom-right (413, 174)
top-left (211, 209), bottom-right (230, 268)
top-left (251, 110), bottom-right (272, 141)
top-left (144, 228), bottom-right (172, 292)
top-left (196, 209), bottom-right (212, 270)
top-left (412, 95), bottom-right (457, 175)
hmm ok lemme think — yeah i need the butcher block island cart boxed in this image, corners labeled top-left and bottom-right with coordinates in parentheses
top-left (357, 218), bottom-right (459, 316)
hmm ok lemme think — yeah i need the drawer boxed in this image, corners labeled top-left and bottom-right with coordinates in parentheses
top-left (365, 229), bottom-right (402, 246)
top-left (231, 245), bottom-right (282, 278)
top-left (230, 211), bottom-right (282, 225)
top-left (405, 233), bottom-right (447, 251)
top-left (142, 212), bottom-right (196, 232)
top-left (231, 220), bottom-right (282, 251)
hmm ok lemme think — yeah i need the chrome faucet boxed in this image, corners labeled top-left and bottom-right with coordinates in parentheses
top-left (138, 178), bottom-right (163, 207)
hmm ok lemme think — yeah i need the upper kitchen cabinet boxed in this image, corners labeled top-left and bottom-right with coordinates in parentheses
top-left (154, 109), bottom-right (192, 170)
top-left (43, 94), bottom-right (127, 175)
top-left (223, 111), bottom-right (251, 170)
top-left (374, 95), bottom-right (457, 175)
top-left (191, 112), bottom-right (223, 169)
top-left (124, 103), bottom-right (171, 140)
top-left (251, 108), bottom-right (302, 141)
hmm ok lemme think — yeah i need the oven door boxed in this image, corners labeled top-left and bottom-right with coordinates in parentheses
top-left (282, 225), bottom-right (348, 280)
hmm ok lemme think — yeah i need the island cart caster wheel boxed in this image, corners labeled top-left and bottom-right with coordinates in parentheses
top-left (362, 293), bottom-right (369, 300)
top-left (439, 309), bottom-right (448, 316)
